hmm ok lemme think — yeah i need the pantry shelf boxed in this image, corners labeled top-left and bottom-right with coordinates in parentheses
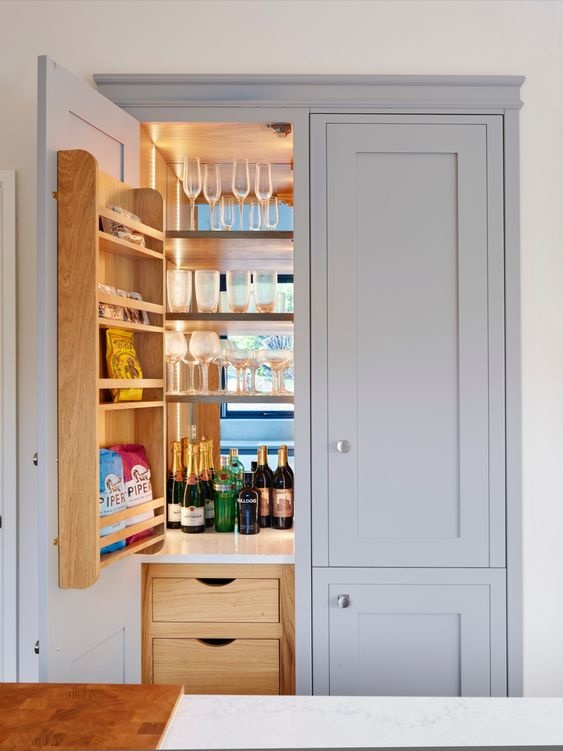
top-left (166, 313), bottom-right (294, 336)
top-left (166, 393), bottom-right (294, 404)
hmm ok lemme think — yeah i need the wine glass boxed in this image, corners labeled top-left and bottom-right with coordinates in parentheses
top-left (266, 197), bottom-right (279, 230)
top-left (183, 156), bottom-right (201, 231)
top-left (232, 158), bottom-right (250, 230)
top-left (228, 347), bottom-right (251, 393)
top-left (181, 341), bottom-right (199, 394)
top-left (246, 350), bottom-right (261, 394)
top-left (165, 332), bottom-right (188, 394)
top-left (214, 340), bottom-right (233, 393)
top-left (203, 164), bottom-right (221, 231)
top-left (189, 331), bottom-right (221, 394)
top-left (255, 161), bottom-right (272, 230)
top-left (248, 200), bottom-right (261, 231)
top-left (221, 195), bottom-right (236, 231)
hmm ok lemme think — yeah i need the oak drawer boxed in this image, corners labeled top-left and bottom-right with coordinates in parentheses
top-left (153, 638), bottom-right (280, 694)
top-left (152, 577), bottom-right (279, 623)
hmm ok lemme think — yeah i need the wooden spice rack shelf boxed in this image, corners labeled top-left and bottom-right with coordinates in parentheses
top-left (57, 149), bottom-right (166, 589)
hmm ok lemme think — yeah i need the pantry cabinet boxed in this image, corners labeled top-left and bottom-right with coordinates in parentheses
top-left (38, 59), bottom-right (523, 694)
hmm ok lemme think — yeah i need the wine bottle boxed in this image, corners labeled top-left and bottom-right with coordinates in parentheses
top-left (199, 440), bottom-right (215, 528)
top-left (254, 445), bottom-right (273, 528)
top-left (280, 444), bottom-right (294, 481)
top-left (237, 472), bottom-right (260, 535)
top-left (272, 445), bottom-right (294, 530)
top-left (181, 443), bottom-right (205, 533)
top-left (229, 447), bottom-right (245, 493)
top-left (214, 455), bottom-right (236, 533)
top-left (166, 440), bottom-right (183, 529)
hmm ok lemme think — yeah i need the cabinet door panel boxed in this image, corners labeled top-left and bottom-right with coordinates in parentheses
top-left (319, 116), bottom-right (504, 567)
top-left (312, 568), bottom-right (506, 697)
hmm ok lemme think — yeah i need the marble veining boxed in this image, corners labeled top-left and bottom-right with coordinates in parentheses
top-left (140, 527), bottom-right (294, 564)
top-left (160, 695), bottom-right (563, 749)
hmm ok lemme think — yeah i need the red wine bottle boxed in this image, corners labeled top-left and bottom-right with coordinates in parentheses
top-left (272, 445), bottom-right (293, 530)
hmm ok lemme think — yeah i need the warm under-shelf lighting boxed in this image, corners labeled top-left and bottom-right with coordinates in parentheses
top-left (149, 143), bottom-right (156, 190)
top-left (175, 178), bottom-right (181, 231)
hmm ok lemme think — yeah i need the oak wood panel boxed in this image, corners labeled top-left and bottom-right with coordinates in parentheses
top-left (58, 150), bottom-right (99, 588)
top-left (100, 534), bottom-right (165, 569)
top-left (58, 150), bottom-right (167, 588)
top-left (98, 232), bottom-right (164, 261)
top-left (0, 683), bottom-right (183, 751)
top-left (166, 313), bottom-right (293, 336)
top-left (153, 638), bottom-right (280, 694)
top-left (152, 577), bottom-right (280, 623)
top-left (148, 621), bottom-right (283, 639)
top-left (280, 564), bottom-right (296, 694)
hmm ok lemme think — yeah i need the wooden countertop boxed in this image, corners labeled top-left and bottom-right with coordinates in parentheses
top-left (0, 683), bottom-right (183, 751)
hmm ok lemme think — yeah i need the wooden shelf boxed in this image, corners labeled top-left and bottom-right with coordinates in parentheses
top-left (98, 400), bottom-right (165, 411)
top-left (98, 231), bottom-right (164, 261)
top-left (99, 207), bottom-right (165, 242)
top-left (166, 313), bottom-right (294, 335)
top-left (99, 378), bottom-right (164, 389)
top-left (58, 149), bottom-right (166, 589)
top-left (98, 317), bottom-right (164, 333)
top-left (166, 231), bottom-right (293, 272)
top-left (100, 533), bottom-right (166, 569)
top-left (98, 497), bottom-right (165, 528)
top-left (98, 292), bottom-right (164, 315)
top-left (166, 393), bottom-right (294, 404)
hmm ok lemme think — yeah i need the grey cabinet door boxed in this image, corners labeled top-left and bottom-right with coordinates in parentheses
top-left (311, 115), bottom-right (505, 568)
top-left (312, 568), bottom-right (507, 697)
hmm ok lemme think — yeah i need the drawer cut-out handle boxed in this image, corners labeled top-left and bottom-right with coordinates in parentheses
top-left (197, 638), bottom-right (235, 647)
top-left (196, 578), bottom-right (235, 587)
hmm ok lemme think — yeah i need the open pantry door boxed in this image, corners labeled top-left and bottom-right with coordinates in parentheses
top-left (36, 56), bottom-right (142, 681)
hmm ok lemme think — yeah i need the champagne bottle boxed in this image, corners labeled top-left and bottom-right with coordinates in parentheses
top-left (166, 440), bottom-right (183, 529)
top-left (214, 455), bottom-right (236, 533)
top-left (272, 445), bottom-right (294, 530)
top-left (181, 443), bottom-right (205, 533)
top-left (254, 445), bottom-right (273, 528)
top-left (199, 440), bottom-right (215, 528)
top-left (237, 472), bottom-right (260, 535)
top-left (203, 436), bottom-right (216, 484)
top-left (229, 447), bottom-right (245, 493)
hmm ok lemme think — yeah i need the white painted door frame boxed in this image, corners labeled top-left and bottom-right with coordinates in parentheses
top-left (0, 170), bottom-right (17, 681)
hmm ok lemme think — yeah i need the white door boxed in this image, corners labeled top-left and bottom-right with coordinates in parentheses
top-left (36, 56), bottom-right (142, 681)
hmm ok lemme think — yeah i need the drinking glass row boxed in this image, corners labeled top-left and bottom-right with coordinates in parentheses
top-left (184, 156), bottom-right (277, 231)
top-left (165, 331), bottom-right (293, 395)
top-left (167, 269), bottom-right (279, 314)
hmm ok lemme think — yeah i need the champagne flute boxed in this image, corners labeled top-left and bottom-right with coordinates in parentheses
top-left (221, 195), bottom-right (236, 231)
top-left (255, 161), bottom-right (272, 230)
top-left (266, 197), bottom-right (279, 230)
top-left (183, 156), bottom-right (201, 231)
top-left (203, 164), bottom-right (221, 231)
top-left (232, 158), bottom-right (250, 230)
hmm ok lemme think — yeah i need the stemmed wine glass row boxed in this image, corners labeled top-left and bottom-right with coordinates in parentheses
top-left (183, 156), bottom-right (279, 231)
top-left (165, 331), bottom-right (293, 397)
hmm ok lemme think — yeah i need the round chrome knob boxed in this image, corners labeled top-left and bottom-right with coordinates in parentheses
top-left (336, 440), bottom-right (351, 454)
top-left (337, 594), bottom-right (350, 608)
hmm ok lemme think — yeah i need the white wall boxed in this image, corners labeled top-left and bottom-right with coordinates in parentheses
top-left (0, 0), bottom-right (562, 694)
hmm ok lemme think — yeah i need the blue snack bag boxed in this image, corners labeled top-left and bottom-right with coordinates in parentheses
top-left (99, 449), bottom-right (127, 554)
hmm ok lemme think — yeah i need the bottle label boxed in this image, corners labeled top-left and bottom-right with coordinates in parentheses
top-left (214, 482), bottom-right (233, 493)
top-left (272, 489), bottom-right (293, 518)
top-left (181, 506), bottom-right (205, 526)
top-left (205, 498), bottom-right (215, 519)
top-left (167, 503), bottom-right (181, 523)
top-left (259, 487), bottom-right (271, 517)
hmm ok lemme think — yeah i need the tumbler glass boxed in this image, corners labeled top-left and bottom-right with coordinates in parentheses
top-left (226, 270), bottom-right (251, 313)
top-left (194, 270), bottom-right (220, 313)
top-left (253, 270), bottom-right (277, 313)
top-left (166, 269), bottom-right (192, 312)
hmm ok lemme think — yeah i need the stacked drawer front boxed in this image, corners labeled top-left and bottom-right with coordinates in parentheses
top-left (143, 564), bottom-right (294, 695)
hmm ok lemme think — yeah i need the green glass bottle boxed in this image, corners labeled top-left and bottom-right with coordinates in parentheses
top-left (214, 456), bottom-right (236, 533)
top-left (229, 447), bottom-right (245, 493)
top-left (166, 440), bottom-right (183, 529)
top-left (199, 440), bottom-right (215, 529)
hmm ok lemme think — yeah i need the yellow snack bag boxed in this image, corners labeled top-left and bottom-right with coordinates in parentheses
top-left (105, 328), bottom-right (143, 402)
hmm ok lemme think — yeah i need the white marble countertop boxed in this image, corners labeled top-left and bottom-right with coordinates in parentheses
top-left (139, 527), bottom-right (294, 564)
top-left (160, 695), bottom-right (563, 749)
